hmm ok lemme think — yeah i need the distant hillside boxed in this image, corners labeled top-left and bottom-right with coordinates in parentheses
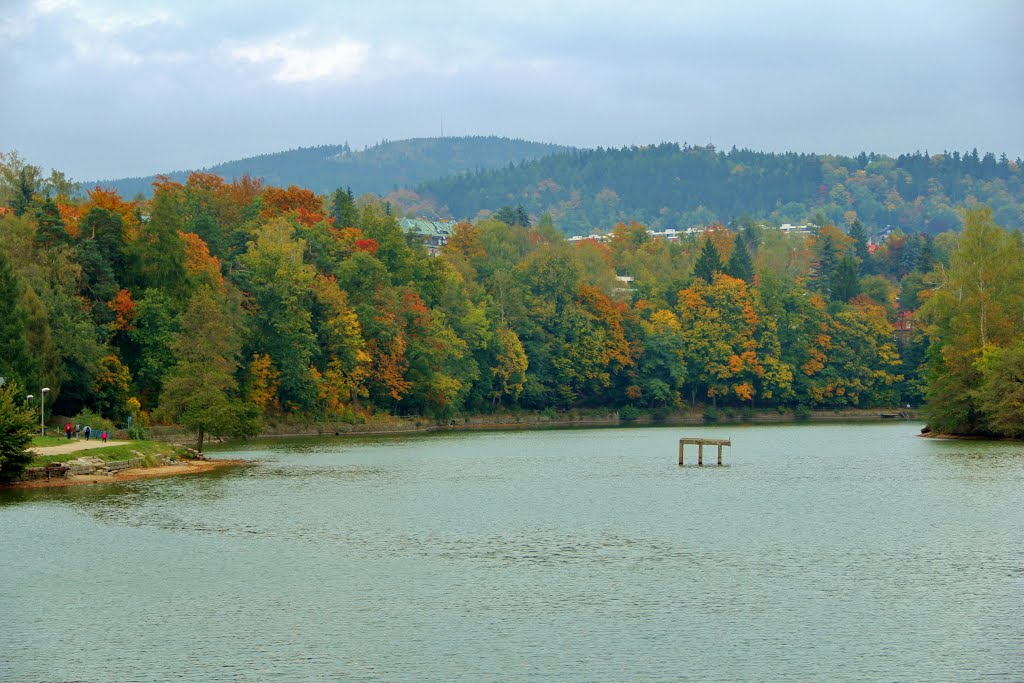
top-left (90, 136), bottom-right (572, 198)
top-left (412, 143), bottom-right (1024, 234)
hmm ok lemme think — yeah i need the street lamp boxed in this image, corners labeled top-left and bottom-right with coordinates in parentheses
top-left (25, 394), bottom-right (33, 408)
top-left (41, 387), bottom-right (50, 436)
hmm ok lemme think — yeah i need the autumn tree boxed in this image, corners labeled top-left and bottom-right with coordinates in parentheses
top-left (92, 354), bottom-right (134, 420)
top-left (677, 274), bottom-right (763, 406)
top-left (310, 274), bottom-right (370, 417)
top-left (238, 217), bottom-right (318, 411)
top-left (920, 206), bottom-right (1024, 434)
top-left (490, 327), bottom-right (528, 406)
top-left (636, 308), bottom-right (686, 406)
top-left (819, 300), bottom-right (903, 407)
top-left (974, 340), bottom-right (1024, 437)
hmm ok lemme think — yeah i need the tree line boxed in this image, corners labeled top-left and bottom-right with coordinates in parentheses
top-left (94, 136), bottom-right (571, 199)
top-left (409, 143), bottom-right (1024, 236)
top-left (1, 149), bottom-right (1022, 481)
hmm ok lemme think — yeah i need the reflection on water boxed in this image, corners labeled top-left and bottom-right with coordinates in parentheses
top-left (2, 423), bottom-right (1022, 682)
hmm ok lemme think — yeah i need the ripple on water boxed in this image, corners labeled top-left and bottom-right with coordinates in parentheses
top-left (2, 423), bottom-right (1022, 682)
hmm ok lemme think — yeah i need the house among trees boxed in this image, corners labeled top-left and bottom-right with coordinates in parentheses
top-left (399, 217), bottom-right (458, 256)
top-left (776, 223), bottom-right (814, 235)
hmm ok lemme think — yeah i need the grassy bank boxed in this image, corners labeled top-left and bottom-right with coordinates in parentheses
top-left (31, 435), bottom-right (68, 447)
top-left (29, 440), bottom-right (184, 468)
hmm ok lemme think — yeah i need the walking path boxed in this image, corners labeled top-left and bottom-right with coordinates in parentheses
top-left (31, 440), bottom-right (130, 456)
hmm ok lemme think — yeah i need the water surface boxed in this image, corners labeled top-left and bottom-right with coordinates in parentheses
top-left (2, 423), bottom-right (1021, 681)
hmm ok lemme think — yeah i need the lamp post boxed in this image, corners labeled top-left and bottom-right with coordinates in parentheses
top-left (25, 394), bottom-right (33, 408)
top-left (41, 387), bottom-right (50, 436)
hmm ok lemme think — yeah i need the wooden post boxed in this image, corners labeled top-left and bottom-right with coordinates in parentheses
top-left (678, 437), bottom-right (730, 467)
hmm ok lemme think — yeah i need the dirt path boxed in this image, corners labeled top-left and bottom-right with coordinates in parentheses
top-left (31, 440), bottom-right (131, 456)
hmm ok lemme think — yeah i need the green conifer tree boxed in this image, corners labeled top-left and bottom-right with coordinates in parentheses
top-left (724, 233), bottom-right (754, 283)
top-left (330, 187), bottom-right (359, 227)
top-left (0, 252), bottom-right (38, 389)
top-left (693, 239), bottom-right (723, 283)
top-left (0, 381), bottom-right (37, 483)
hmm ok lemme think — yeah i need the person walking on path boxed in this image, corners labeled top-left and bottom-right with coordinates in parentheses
top-left (65, 422), bottom-right (72, 440)
top-left (84, 425), bottom-right (91, 441)
top-left (101, 431), bottom-right (107, 443)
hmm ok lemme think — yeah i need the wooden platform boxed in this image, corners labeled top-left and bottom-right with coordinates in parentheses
top-left (678, 437), bottom-right (731, 466)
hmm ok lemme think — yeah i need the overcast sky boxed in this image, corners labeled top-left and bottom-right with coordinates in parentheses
top-left (2, 0), bottom-right (1021, 181)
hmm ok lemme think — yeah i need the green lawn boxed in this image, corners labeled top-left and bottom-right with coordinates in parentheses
top-left (29, 441), bottom-right (183, 468)
top-left (31, 435), bottom-right (69, 447)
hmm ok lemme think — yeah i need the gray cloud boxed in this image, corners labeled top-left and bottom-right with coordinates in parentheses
top-left (1, 0), bottom-right (1021, 181)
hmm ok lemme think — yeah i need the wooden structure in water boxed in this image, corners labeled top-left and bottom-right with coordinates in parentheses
top-left (678, 437), bottom-right (731, 466)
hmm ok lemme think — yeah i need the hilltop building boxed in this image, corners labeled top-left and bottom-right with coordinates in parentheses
top-left (399, 217), bottom-right (458, 256)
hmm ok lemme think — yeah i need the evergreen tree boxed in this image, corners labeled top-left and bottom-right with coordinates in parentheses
top-left (813, 232), bottom-right (839, 296)
top-left (693, 239), bottom-right (723, 283)
top-left (0, 252), bottom-right (38, 389)
top-left (330, 186), bottom-right (358, 227)
top-left (156, 286), bottom-right (259, 451)
top-left (724, 233), bottom-right (754, 283)
top-left (848, 219), bottom-right (871, 271)
top-left (899, 234), bottom-right (920, 278)
top-left (515, 204), bottom-right (531, 227)
top-left (0, 381), bottom-right (37, 483)
top-left (494, 205), bottom-right (518, 226)
top-left (917, 234), bottom-right (936, 273)
top-left (131, 189), bottom-right (188, 303)
top-left (831, 255), bottom-right (861, 302)
top-left (34, 197), bottom-right (68, 247)
top-left (10, 167), bottom-right (37, 217)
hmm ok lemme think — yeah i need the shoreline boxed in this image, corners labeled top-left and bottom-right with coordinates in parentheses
top-left (196, 406), bottom-right (924, 441)
top-left (4, 458), bottom-right (247, 490)
top-left (9, 408), bottom-right (927, 490)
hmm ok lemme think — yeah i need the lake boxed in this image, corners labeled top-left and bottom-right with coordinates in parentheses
top-left (2, 423), bottom-right (1022, 681)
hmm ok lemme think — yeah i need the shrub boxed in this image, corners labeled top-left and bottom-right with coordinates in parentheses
top-left (651, 406), bottom-right (671, 422)
top-left (71, 409), bottom-right (115, 436)
top-left (794, 405), bottom-right (812, 420)
top-left (703, 406), bottom-right (719, 423)
top-left (619, 405), bottom-right (641, 421)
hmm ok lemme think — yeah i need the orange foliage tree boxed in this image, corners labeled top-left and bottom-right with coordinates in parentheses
top-left (181, 232), bottom-right (224, 287)
top-left (261, 185), bottom-right (326, 225)
top-left (677, 273), bottom-right (764, 406)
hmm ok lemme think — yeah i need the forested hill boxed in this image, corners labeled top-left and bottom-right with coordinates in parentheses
top-left (2, 147), bottom-right (1023, 467)
top-left (92, 136), bottom-right (571, 199)
top-left (412, 143), bottom-right (1024, 234)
